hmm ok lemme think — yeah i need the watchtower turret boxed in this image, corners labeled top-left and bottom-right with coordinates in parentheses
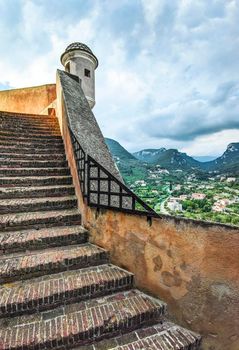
top-left (61, 42), bottom-right (98, 108)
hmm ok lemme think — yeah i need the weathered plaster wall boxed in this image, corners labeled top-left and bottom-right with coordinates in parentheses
top-left (0, 84), bottom-right (56, 114)
top-left (85, 208), bottom-right (239, 350)
top-left (56, 68), bottom-right (239, 350)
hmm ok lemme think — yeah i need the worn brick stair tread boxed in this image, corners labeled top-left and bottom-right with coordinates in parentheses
top-left (0, 138), bottom-right (64, 147)
top-left (0, 264), bottom-right (134, 317)
top-left (0, 141), bottom-right (63, 150)
top-left (0, 175), bottom-right (72, 187)
top-left (86, 321), bottom-right (201, 350)
top-left (0, 243), bottom-right (109, 282)
top-left (0, 116), bottom-right (55, 122)
top-left (0, 111), bottom-right (56, 118)
top-left (0, 225), bottom-right (88, 253)
top-left (0, 144), bottom-right (65, 153)
top-left (0, 121), bottom-right (60, 129)
top-left (0, 116), bottom-right (59, 123)
top-left (0, 167), bottom-right (70, 177)
top-left (0, 145), bottom-right (64, 153)
top-left (0, 159), bottom-right (68, 168)
top-left (0, 195), bottom-right (77, 214)
top-left (0, 133), bottom-right (63, 141)
top-left (0, 124), bottom-right (60, 133)
top-left (0, 290), bottom-right (165, 350)
top-left (0, 152), bottom-right (66, 161)
top-left (0, 113), bottom-right (58, 120)
top-left (0, 208), bottom-right (81, 232)
top-left (0, 117), bottom-right (58, 124)
top-left (0, 185), bottom-right (75, 199)
top-left (0, 122), bottom-right (60, 129)
top-left (0, 131), bottom-right (61, 139)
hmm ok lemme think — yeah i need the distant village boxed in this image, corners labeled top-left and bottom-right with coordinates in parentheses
top-left (130, 169), bottom-right (239, 225)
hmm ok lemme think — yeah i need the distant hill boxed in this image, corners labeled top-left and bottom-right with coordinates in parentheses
top-left (106, 138), bottom-right (239, 175)
top-left (202, 143), bottom-right (239, 174)
top-left (134, 143), bottom-right (239, 174)
top-left (133, 149), bottom-right (167, 163)
top-left (134, 148), bottom-right (201, 171)
top-left (105, 138), bottom-right (136, 161)
top-left (105, 138), bottom-right (149, 181)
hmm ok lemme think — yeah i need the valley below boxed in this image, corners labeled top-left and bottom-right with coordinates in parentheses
top-left (106, 138), bottom-right (239, 226)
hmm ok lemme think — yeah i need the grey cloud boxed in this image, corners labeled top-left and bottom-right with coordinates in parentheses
top-left (139, 82), bottom-right (239, 141)
top-left (211, 81), bottom-right (239, 105)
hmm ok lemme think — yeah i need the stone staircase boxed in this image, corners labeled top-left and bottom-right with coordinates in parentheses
top-left (0, 111), bottom-right (201, 349)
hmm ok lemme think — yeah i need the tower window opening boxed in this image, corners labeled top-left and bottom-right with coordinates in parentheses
top-left (84, 69), bottom-right (91, 77)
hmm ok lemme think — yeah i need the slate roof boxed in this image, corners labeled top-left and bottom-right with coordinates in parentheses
top-left (61, 42), bottom-right (98, 67)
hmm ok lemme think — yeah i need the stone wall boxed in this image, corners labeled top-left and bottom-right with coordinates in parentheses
top-left (56, 70), bottom-right (122, 182)
top-left (84, 208), bottom-right (239, 350)
top-left (0, 84), bottom-right (56, 114)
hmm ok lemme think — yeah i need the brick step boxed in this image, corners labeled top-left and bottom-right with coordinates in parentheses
top-left (0, 289), bottom-right (165, 350)
top-left (0, 130), bottom-right (61, 138)
top-left (0, 264), bottom-right (133, 317)
top-left (0, 167), bottom-right (70, 177)
top-left (0, 119), bottom-right (60, 128)
top-left (0, 152), bottom-right (66, 161)
top-left (0, 175), bottom-right (72, 187)
top-left (0, 159), bottom-right (68, 168)
top-left (89, 321), bottom-right (201, 350)
top-left (0, 196), bottom-right (77, 214)
top-left (0, 208), bottom-right (81, 232)
top-left (0, 134), bottom-right (62, 143)
top-left (0, 122), bottom-right (60, 131)
top-left (0, 116), bottom-right (59, 129)
top-left (0, 225), bottom-right (88, 253)
top-left (0, 243), bottom-right (109, 283)
top-left (0, 139), bottom-right (64, 149)
top-left (0, 120), bottom-right (60, 130)
top-left (0, 185), bottom-right (75, 199)
top-left (0, 110), bottom-right (52, 115)
top-left (0, 112), bottom-right (57, 121)
top-left (0, 144), bottom-right (65, 154)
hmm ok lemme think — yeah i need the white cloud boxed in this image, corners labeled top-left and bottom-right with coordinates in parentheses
top-left (182, 129), bottom-right (239, 157)
top-left (140, 0), bottom-right (166, 27)
top-left (0, 0), bottom-right (238, 156)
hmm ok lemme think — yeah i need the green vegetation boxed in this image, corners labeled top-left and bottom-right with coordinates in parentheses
top-left (182, 199), bottom-right (212, 212)
top-left (106, 137), bottom-right (239, 226)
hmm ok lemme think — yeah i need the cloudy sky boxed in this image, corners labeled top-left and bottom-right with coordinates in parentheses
top-left (0, 0), bottom-right (239, 157)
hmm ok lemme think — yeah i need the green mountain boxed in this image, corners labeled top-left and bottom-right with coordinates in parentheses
top-left (202, 143), bottom-right (239, 174)
top-left (105, 138), bottom-right (136, 161)
top-left (134, 148), bottom-right (201, 171)
top-left (133, 149), bottom-right (166, 163)
top-left (105, 138), bottom-right (149, 182)
top-left (106, 138), bottom-right (239, 175)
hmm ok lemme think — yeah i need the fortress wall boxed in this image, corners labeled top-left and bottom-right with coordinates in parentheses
top-left (0, 84), bottom-right (56, 114)
top-left (85, 208), bottom-right (239, 350)
top-left (57, 67), bottom-right (239, 350)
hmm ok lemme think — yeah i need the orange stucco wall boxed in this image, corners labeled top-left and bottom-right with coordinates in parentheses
top-left (56, 76), bottom-right (239, 350)
top-left (0, 84), bottom-right (56, 114)
top-left (60, 106), bottom-right (239, 349)
top-left (85, 209), bottom-right (239, 350)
